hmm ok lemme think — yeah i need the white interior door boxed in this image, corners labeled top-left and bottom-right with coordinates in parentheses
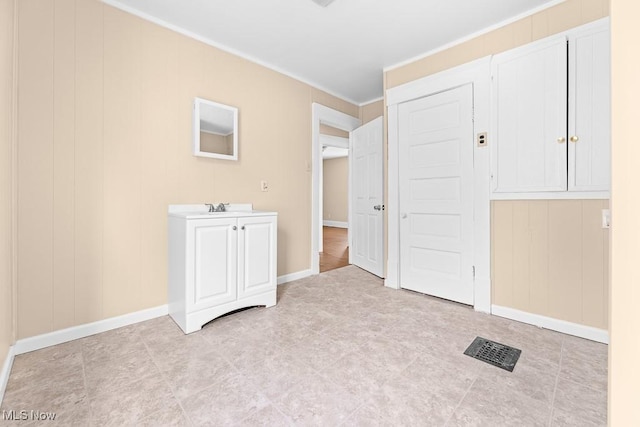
top-left (350, 116), bottom-right (384, 277)
top-left (398, 84), bottom-right (474, 305)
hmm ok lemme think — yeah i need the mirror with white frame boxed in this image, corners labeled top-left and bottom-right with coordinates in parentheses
top-left (193, 97), bottom-right (238, 160)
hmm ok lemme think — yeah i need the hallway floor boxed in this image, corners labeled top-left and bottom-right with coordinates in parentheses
top-left (1, 266), bottom-right (607, 426)
top-left (319, 226), bottom-right (349, 273)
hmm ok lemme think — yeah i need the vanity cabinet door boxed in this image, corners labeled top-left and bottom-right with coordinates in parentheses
top-left (187, 218), bottom-right (238, 312)
top-left (237, 215), bottom-right (277, 299)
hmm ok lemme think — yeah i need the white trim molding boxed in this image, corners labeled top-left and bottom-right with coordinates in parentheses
top-left (277, 269), bottom-right (313, 285)
top-left (319, 134), bottom-right (349, 149)
top-left (491, 191), bottom-right (610, 200)
top-left (323, 220), bottom-right (348, 229)
top-left (0, 346), bottom-right (15, 405)
top-left (102, 0), bottom-right (361, 106)
top-left (383, 0), bottom-right (565, 73)
top-left (492, 305), bottom-right (609, 344)
top-left (13, 305), bottom-right (169, 356)
top-left (385, 56), bottom-right (492, 313)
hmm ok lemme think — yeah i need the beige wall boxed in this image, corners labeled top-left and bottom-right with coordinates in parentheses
top-left (0, 0), bottom-right (15, 371)
top-left (323, 157), bottom-right (348, 223)
top-left (386, 0), bottom-right (610, 89)
top-left (492, 200), bottom-right (609, 329)
top-left (15, 0), bottom-right (358, 339)
top-left (200, 131), bottom-right (233, 156)
top-left (359, 99), bottom-right (384, 125)
top-left (609, 0), bottom-right (640, 424)
top-left (319, 124), bottom-right (349, 138)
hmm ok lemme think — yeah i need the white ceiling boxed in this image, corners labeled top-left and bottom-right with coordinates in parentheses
top-left (105, 0), bottom-right (562, 105)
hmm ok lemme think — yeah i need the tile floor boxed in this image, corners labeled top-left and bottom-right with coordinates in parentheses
top-left (1, 266), bottom-right (607, 426)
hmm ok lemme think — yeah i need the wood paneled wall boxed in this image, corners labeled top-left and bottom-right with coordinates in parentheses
top-left (15, 0), bottom-right (359, 339)
top-left (1, 0), bottom-right (16, 366)
top-left (492, 200), bottom-right (609, 329)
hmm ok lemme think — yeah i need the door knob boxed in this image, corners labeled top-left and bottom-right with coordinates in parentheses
top-left (557, 136), bottom-right (566, 144)
top-left (401, 213), bottom-right (407, 219)
top-left (232, 226), bottom-right (237, 231)
top-left (374, 205), bottom-right (385, 211)
top-left (570, 135), bottom-right (579, 143)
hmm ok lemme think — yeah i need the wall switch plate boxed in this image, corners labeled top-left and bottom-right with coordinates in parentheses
top-left (602, 209), bottom-right (611, 229)
top-left (477, 132), bottom-right (488, 147)
top-left (260, 180), bottom-right (269, 192)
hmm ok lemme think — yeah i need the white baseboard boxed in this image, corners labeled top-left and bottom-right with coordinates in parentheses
top-left (277, 269), bottom-right (313, 285)
top-left (323, 220), bottom-right (348, 229)
top-left (13, 305), bottom-right (169, 356)
top-left (491, 305), bottom-right (609, 344)
top-left (0, 345), bottom-right (15, 405)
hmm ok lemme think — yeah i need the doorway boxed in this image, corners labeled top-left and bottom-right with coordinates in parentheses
top-left (320, 129), bottom-right (350, 273)
top-left (386, 57), bottom-right (492, 313)
top-left (311, 103), bottom-right (360, 275)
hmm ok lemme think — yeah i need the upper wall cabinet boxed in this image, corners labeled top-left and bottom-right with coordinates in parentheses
top-left (490, 19), bottom-right (610, 199)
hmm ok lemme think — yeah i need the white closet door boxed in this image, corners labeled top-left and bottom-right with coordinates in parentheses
top-left (491, 37), bottom-right (568, 193)
top-left (398, 84), bottom-right (474, 305)
top-left (568, 26), bottom-right (611, 192)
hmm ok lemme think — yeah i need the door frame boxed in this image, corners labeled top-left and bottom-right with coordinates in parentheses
top-left (386, 57), bottom-right (491, 313)
top-left (311, 103), bottom-right (361, 275)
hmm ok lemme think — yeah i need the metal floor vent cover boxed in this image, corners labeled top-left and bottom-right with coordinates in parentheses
top-left (464, 337), bottom-right (522, 372)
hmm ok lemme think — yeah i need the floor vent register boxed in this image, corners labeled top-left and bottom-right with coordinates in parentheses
top-left (463, 336), bottom-right (522, 372)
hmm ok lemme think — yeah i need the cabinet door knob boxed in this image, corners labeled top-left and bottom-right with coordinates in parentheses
top-left (241, 226), bottom-right (245, 230)
top-left (232, 226), bottom-right (237, 231)
top-left (570, 135), bottom-right (579, 143)
top-left (557, 136), bottom-right (566, 144)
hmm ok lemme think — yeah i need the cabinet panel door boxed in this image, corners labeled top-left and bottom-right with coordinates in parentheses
top-left (492, 37), bottom-right (568, 193)
top-left (568, 27), bottom-right (610, 192)
top-left (237, 216), bottom-right (277, 299)
top-left (187, 218), bottom-right (237, 312)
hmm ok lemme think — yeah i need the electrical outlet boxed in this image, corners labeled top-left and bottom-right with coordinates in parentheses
top-left (477, 132), bottom-right (488, 147)
top-left (260, 180), bottom-right (269, 192)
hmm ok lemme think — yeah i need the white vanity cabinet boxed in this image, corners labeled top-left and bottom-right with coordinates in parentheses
top-left (168, 206), bottom-right (277, 334)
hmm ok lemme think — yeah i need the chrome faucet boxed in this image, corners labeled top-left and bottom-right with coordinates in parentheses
top-left (205, 203), bottom-right (228, 212)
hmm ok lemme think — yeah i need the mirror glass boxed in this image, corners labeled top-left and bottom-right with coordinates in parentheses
top-left (193, 97), bottom-right (238, 160)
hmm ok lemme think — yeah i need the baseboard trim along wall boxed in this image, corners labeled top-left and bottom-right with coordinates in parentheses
top-left (322, 220), bottom-right (348, 229)
top-left (11, 268), bottom-right (313, 354)
top-left (0, 267), bottom-right (315, 404)
top-left (491, 305), bottom-right (609, 344)
top-left (0, 346), bottom-right (15, 405)
top-left (277, 269), bottom-right (313, 285)
top-left (13, 305), bottom-right (169, 356)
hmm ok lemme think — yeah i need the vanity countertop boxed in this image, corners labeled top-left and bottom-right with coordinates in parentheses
top-left (168, 204), bottom-right (277, 219)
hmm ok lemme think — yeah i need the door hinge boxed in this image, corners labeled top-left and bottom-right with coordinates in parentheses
top-left (472, 266), bottom-right (476, 279)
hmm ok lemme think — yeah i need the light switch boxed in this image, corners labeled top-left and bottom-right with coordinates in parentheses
top-left (602, 209), bottom-right (610, 229)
